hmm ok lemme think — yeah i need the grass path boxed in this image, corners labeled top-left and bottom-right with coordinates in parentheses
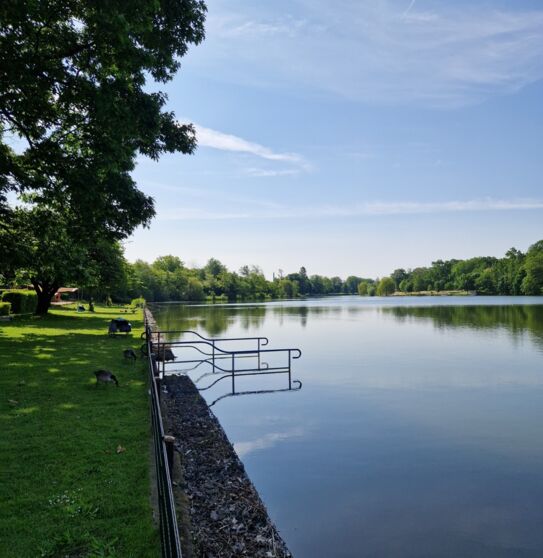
top-left (0, 306), bottom-right (159, 557)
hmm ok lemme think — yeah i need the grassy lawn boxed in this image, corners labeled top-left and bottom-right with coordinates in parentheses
top-left (0, 306), bottom-right (160, 557)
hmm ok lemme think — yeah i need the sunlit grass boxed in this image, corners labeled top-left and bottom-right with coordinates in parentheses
top-left (0, 305), bottom-right (159, 557)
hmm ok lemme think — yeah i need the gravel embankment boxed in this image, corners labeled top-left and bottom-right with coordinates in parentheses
top-left (162, 374), bottom-right (292, 558)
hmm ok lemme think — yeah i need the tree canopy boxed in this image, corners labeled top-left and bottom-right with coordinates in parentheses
top-left (0, 0), bottom-right (207, 313)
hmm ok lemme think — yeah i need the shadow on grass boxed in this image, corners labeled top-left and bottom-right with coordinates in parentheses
top-left (3, 308), bottom-right (141, 333)
top-left (0, 308), bottom-right (159, 557)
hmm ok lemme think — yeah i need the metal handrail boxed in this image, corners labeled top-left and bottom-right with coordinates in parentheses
top-left (149, 328), bottom-right (269, 346)
top-left (152, 333), bottom-right (301, 382)
top-left (153, 334), bottom-right (302, 397)
top-left (144, 321), bottom-right (183, 558)
top-left (156, 338), bottom-right (302, 359)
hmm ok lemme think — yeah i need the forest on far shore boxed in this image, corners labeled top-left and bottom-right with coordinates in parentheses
top-left (38, 239), bottom-right (542, 302)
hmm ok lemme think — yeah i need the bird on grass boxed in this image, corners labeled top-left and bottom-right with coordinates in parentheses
top-left (94, 369), bottom-right (119, 387)
top-left (123, 348), bottom-right (137, 362)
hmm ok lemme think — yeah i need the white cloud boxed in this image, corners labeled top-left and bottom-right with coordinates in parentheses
top-left (157, 198), bottom-right (543, 221)
top-left (244, 167), bottom-right (301, 177)
top-left (192, 123), bottom-right (311, 171)
top-left (197, 1), bottom-right (543, 107)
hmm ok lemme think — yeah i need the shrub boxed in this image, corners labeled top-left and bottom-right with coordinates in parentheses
top-left (130, 297), bottom-right (146, 308)
top-left (376, 277), bottom-right (396, 296)
top-left (1, 290), bottom-right (37, 314)
top-left (0, 302), bottom-right (11, 316)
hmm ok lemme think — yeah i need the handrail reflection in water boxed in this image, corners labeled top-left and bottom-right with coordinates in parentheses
top-left (208, 380), bottom-right (302, 408)
top-left (150, 329), bottom-right (303, 404)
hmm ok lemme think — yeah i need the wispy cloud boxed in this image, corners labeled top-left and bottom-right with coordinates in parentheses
top-left (198, 1), bottom-right (543, 106)
top-left (244, 167), bottom-right (301, 178)
top-left (158, 198), bottom-right (543, 221)
top-left (148, 180), bottom-right (283, 209)
top-left (402, 0), bottom-right (417, 18)
top-left (192, 123), bottom-right (311, 172)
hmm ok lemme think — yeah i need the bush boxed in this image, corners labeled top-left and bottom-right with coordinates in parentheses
top-left (1, 290), bottom-right (37, 314)
top-left (130, 297), bottom-right (146, 308)
top-left (0, 302), bottom-right (11, 316)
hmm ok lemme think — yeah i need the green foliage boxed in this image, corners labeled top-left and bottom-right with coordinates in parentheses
top-left (130, 297), bottom-right (146, 308)
top-left (521, 241), bottom-right (543, 295)
top-left (1, 289), bottom-right (37, 314)
top-left (204, 258), bottom-right (227, 278)
top-left (123, 241), bottom-right (543, 302)
top-left (358, 281), bottom-right (369, 296)
top-left (0, 301), bottom-right (11, 315)
top-left (278, 278), bottom-right (299, 298)
top-left (39, 530), bottom-right (118, 558)
top-left (0, 0), bottom-right (207, 231)
top-left (2, 207), bottom-right (132, 314)
top-left (344, 276), bottom-right (363, 294)
top-left (390, 268), bottom-right (408, 289)
top-left (376, 277), bottom-right (396, 296)
top-left (0, 0), bottom-right (207, 314)
top-left (391, 244), bottom-right (542, 296)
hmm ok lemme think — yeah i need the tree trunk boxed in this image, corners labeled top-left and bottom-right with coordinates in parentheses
top-left (32, 281), bottom-right (59, 316)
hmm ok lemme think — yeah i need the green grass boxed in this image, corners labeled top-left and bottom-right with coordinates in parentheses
top-left (0, 306), bottom-right (159, 557)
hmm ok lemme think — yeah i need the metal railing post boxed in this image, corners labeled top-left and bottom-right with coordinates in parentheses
top-left (231, 353), bottom-right (235, 394)
top-left (151, 353), bottom-right (158, 378)
top-left (164, 435), bottom-right (175, 474)
top-left (288, 350), bottom-right (292, 390)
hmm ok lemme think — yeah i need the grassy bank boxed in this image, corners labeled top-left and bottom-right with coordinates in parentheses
top-left (0, 306), bottom-right (159, 557)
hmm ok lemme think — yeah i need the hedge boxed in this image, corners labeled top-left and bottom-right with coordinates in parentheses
top-left (1, 290), bottom-right (37, 314)
top-left (0, 302), bottom-right (11, 316)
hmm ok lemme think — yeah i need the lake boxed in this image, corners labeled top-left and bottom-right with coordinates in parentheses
top-left (152, 296), bottom-right (543, 558)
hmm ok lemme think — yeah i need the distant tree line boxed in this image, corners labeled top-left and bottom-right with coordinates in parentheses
top-left (3, 241), bottom-right (542, 306)
top-left (87, 239), bottom-right (543, 301)
top-left (380, 240), bottom-right (543, 296)
top-left (94, 257), bottom-right (375, 302)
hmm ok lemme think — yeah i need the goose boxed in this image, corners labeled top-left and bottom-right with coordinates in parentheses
top-left (155, 347), bottom-right (175, 362)
top-left (123, 348), bottom-right (137, 362)
top-left (94, 369), bottom-right (119, 387)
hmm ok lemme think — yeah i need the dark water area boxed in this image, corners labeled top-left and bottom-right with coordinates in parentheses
top-left (152, 296), bottom-right (543, 558)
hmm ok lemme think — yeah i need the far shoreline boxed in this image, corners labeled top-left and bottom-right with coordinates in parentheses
top-left (390, 290), bottom-right (474, 297)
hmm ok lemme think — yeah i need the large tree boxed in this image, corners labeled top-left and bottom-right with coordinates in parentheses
top-left (2, 206), bottom-right (128, 314)
top-left (0, 0), bottom-right (206, 313)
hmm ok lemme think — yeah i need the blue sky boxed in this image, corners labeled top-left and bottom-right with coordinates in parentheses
top-left (127, 0), bottom-right (543, 278)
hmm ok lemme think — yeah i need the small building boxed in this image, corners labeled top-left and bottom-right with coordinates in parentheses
top-left (53, 287), bottom-right (79, 303)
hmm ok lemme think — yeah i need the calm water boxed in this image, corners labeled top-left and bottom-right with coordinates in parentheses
top-left (153, 296), bottom-right (543, 558)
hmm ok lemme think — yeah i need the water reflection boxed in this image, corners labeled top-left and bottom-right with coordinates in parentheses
top-left (207, 381), bottom-right (303, 408)
top-left (152, 298), bottom-right (543, 348)
top-left (152, 303), bottom-right (265, 337)
top-left (234, 427), bottom-right (305, 458)
top-left (153, 297), bottom-right (543, 558)
top-left (383, 304), bottom-right (543, 349)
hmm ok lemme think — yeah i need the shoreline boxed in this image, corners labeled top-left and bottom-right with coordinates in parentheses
top-left (145, 307), bottom-right (292, 557)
